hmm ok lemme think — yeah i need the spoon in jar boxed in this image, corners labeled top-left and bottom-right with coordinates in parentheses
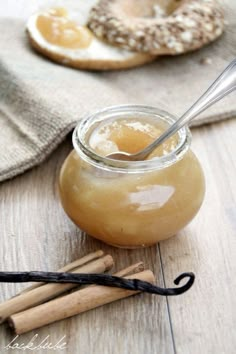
top-left (106, 58), bottom-right (236, 161)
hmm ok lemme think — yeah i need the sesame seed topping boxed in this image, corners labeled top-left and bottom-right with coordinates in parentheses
top-left (87, 0), bottom-right (224, 55)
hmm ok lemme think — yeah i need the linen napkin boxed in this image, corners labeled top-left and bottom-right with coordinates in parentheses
top-left (0, 0), bottom-right (235, 182)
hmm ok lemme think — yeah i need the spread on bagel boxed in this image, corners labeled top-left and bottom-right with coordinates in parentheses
top-left (26, 1), bottom-right (155, 71)
top-left (88, 0), bottom-right (224, 55)
top-left (36, 7), bottom-right (93, 49)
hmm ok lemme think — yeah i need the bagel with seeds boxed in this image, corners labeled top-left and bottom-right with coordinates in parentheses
top-left (88, 0), bottom-right (224, 55)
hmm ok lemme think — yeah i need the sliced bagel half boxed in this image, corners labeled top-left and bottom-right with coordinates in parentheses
top-left (26, 2), bottom-right (156, 71)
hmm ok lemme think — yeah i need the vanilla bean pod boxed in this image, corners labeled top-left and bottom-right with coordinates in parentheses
top-left (0, 271), bottom-right (194, 295)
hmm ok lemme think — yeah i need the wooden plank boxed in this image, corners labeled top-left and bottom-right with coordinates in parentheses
top-left (0, 2), bottom-right (173, 353)
top-left (1, 2), bottom-right (236, 353)
top-left (0, 138), bottom-right (174, 354)
top-left (159, 119), bottom-right (236, 354)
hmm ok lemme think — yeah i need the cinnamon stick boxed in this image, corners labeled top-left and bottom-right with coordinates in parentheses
top-left (114, 262), bottom-right (144, 277)
top-left (0, 254), bottom-right (113, 324)
top-left (19, 250), bottom-right (104, 294)
top-left (9, 266), bottom-right (153, 334)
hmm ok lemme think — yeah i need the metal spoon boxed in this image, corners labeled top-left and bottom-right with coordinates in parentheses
top-left (107, 58), bottom-right (236, 161)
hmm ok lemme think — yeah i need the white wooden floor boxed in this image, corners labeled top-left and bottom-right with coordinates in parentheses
top-left (0, 2), bottom-right (236, 353)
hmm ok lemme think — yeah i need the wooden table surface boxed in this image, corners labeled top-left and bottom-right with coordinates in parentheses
top-left (0, 2), bottom-right (236, 354)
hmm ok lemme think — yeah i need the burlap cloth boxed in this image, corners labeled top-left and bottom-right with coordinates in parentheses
top-left (0, 1), bottom-right (235, 182)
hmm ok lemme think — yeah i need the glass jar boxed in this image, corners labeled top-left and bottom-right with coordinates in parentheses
top-left (59, 105), bottom-right (205, 248)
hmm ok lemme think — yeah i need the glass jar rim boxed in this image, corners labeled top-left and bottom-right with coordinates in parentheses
top-left (72, 104), bottom-right (192, 173)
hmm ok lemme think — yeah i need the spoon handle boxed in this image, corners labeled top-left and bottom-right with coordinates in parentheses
top-left (137, 58), bottom-right (236, 159)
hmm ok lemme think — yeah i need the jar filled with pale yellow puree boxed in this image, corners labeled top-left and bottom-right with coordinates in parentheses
top-left (59, 105), bottom-right (205, 248)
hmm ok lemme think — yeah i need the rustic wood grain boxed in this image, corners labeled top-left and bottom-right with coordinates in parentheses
top-left (160, 120), bottom-right (236, 354)
top-left (0, 125), bottom-right (236, 354)
top-left (0, 1), bottom-right (236, 354)
top-left (0, 136), bottom-right (173, 354)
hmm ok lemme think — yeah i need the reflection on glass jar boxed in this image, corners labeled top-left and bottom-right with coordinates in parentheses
top-left (59, 105), bottom-right (205, 248)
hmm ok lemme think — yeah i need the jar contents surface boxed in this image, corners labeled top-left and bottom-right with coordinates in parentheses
top-left (59, 115), bottom-right (205, 248)
top-left (88, 117), bottom-right (178, 158)
top-left (37, 7), bottom-right (93, 49)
